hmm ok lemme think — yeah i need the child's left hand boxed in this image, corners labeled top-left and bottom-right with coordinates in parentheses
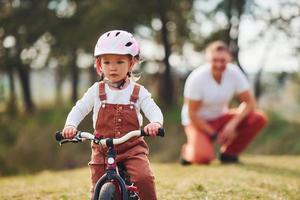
top-left (144, 122), bottom-right (162, 136)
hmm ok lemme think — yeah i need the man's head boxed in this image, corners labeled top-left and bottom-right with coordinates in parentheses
top-left (205, 41), bottom-right (232, 75)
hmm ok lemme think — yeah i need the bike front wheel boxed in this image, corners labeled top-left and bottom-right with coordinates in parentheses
top-left (99, 182), bottom-right (118, 200)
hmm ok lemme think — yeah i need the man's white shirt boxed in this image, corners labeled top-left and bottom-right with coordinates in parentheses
top-left (181, 63), bottom-right (250, 125)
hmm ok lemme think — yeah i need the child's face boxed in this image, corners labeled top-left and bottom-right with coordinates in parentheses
top-left (99, 54), bottom-right (133, 83)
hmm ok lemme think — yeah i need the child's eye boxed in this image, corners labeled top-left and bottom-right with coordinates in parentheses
top-left (117, 61), bottom-right (125, 64)
top-left (103, 61), bottom-right (110, 65)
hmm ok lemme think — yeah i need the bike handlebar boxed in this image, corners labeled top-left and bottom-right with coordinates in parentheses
top-left (55, 128), bottom-right (165, 146)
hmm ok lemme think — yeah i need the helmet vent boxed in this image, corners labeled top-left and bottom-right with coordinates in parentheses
top-left (107, 32), bottom-right (111, 37)
top-left (115, 32), bottom-right (121, 36)
top-left (125, 42), bottom-right (133, 47)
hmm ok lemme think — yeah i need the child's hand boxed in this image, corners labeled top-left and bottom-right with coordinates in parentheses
top-left (144, 122), bottom-right (162, 137)
top-left (62, 125), bottom-right (77, 139)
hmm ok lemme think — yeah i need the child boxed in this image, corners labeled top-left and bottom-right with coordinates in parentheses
top-left (62, 30), bottom-right (163, 200)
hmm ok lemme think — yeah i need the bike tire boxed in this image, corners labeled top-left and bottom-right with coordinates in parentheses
top-left (98, 182), bottom-right (118, 200)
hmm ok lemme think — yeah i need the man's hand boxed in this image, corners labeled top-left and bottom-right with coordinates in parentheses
top-left (62, 125), bottom-right (77, 139)
top-left (217, 122), bottom-right (238, 145)
top-left (209, 131), bottom-right (218, 141)
top-left (144, 122), bottom-right (162, 137)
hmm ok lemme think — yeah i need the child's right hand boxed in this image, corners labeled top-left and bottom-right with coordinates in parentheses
top-left (62, 125), bottom-right (77, 139)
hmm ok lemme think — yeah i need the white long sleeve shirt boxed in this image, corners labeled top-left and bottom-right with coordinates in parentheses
top-left (65, 80), bottom-right (164, 129)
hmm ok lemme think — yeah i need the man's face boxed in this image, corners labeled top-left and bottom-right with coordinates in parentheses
top-left (208, 50), bottom-right (231, 74)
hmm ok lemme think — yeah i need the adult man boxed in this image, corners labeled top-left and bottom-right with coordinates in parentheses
top-left (181, 41), bottom-right (267, 164)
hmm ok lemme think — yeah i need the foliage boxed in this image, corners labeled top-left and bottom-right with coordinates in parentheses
top-left (0, 0), bottom-right (196, 108)
top-left (247, 111), bottom-right (300, 155)
top-left (0, 105), bottom-right (93, 175)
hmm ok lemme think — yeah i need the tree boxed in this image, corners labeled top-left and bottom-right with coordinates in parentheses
top-left (245, 1), bottom-right (300, 99)
top-left (157, 0), bottom-right (173, 105)
top-left (0, 45), bottom-right (17, 114)
top-left (0, 0), bottom-right (57, 113)
top-left (192, 0), bottom-right (249, 74)
top-left (49, 0), bottom-right (155, 103)
top-left (64, 0), bottom-right (194, 106)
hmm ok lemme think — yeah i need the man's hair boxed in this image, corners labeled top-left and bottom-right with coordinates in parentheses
top-left (205, 40), bottom-right (231, 56)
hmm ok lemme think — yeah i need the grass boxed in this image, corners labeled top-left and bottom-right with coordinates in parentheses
top-left (0, 155), bottom-right (299, 200)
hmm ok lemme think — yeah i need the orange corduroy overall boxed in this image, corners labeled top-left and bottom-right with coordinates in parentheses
top-left (88, 82), bottom-right (157, 200)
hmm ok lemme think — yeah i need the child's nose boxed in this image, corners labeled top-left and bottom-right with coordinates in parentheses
top-left (107, 63), bottom-right (115, 68)
top-left (109, 65), bottom-right (117, 71)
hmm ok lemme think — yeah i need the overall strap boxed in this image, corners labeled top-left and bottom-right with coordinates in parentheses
top-left (98, 81), bottom-right (107, 101)
top-left (130, 84), bottom-right (140, 103)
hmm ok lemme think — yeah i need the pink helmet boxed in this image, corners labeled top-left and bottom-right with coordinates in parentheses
top-left (94, 30), bottom-right (140, 57)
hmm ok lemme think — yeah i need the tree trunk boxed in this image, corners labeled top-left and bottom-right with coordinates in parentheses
top-left (55, 67), bottom-right (63, 105)
top-left (70, 53), bottom-right (79, 103)
top-left (12, 39), bottom-right (35, 114)
top-left (89, 65), bottom-right (98, 85)
top-left (15, 62), bottom-right (35, 113)
top-left (224, 0), bottom-right (247, 75)
top-left (157, 0), bottom-right (173, 106)
top-left (223, 0), bottom-right (233, 45)
top-left (233, 0), bottom-right (246, 75)
top-left (7, 63), bottom-right (17, 114)
top-left (254, 68), bottom-right (263, 100)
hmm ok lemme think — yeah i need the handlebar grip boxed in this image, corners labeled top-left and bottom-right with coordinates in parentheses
top-left (157, 128), bottom-right (165, 137)
top-left (141, 128), bottom-right (165, 137)
top-left (55, 131), bottom-right (64, 142)
top-left (140, 129), bottom-right (146, 137)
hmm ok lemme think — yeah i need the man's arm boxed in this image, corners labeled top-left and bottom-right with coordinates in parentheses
top-left (229, 90), bottom-right (256, 128)
top-left (187, 98), bottom-right (215, 136)
top-left (218, 90), bottom-right (256, 145)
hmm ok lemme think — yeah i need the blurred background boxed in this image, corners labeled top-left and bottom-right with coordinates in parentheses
top-left (0, 0), bottom-right (299, 176)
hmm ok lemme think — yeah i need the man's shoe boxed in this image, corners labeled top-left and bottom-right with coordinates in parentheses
top-left (219, 153), bottom-right (239, 164)
top-left (180, 157), bottom-right (191, 166)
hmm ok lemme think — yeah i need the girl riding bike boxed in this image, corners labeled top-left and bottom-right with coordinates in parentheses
top-left (56, 129), bottom-right (164, 200)
top-left (62, 30), bottom-right (164, 200)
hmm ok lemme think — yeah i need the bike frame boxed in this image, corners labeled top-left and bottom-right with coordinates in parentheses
top-left (93, 140), bottom-right (130, 200)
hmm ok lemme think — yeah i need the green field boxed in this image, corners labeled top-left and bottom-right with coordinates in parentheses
top-left (0, 155), bottom-right (299, 200)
